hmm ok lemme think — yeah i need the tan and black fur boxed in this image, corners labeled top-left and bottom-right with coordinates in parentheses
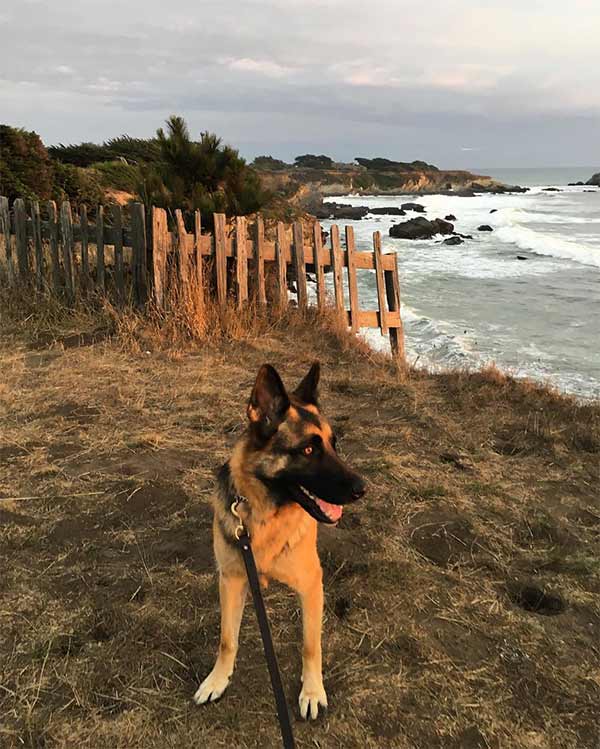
top-left (194, 362), bottom-right (365, 719)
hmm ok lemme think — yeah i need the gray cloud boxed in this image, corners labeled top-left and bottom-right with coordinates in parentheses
top-left (1, 0), bottom-right (599, 167)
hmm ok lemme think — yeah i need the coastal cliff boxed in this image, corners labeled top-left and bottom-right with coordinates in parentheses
top-left (257, 160), bottom-right (514, 213)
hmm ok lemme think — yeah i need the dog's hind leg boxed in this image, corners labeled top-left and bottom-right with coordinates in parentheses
top-left (193, 573), bottom-right (247, 705)
top-left (297, 565), bottom-right (328, 720)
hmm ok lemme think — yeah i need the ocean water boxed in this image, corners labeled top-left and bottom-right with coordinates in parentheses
top-left (322, 168), bottom-right (600, 399)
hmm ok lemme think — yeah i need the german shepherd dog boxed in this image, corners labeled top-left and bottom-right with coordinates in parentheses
top-left (194, 362), bottom-right (365, 719)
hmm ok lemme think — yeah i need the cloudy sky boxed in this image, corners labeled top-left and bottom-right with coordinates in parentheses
top-left (1, 0), bottom-right (599, 168)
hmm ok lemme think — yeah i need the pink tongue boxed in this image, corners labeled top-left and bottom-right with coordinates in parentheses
top-left (316, 498), bottom-right (343, 522)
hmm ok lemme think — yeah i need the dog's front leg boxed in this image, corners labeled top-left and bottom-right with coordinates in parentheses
top-left (298, 566), bottom-right (327, 720)
top-left (194, 573), bottom-right (247, 705)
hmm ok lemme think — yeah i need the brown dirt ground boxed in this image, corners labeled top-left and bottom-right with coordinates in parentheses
top-left (0, 324), bottom-right (599, 748)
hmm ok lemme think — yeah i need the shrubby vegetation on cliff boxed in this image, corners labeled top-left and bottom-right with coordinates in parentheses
top-left (355, 157), bottom-right (439, 172)
top-left (48, 136), bottom-right (161, 168)
top-left (0, 126), bottom-right (54, 202)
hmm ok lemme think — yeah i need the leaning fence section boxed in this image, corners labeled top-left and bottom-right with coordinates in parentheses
top-left (0, 196), bottom-right (405, 362)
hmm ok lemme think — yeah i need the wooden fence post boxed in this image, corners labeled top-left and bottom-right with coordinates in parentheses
top-left (384, 254), bottom-right (406, 365)
top-left (96, 205), bottom-right (105, 292)
top-left (174, 209), bottom-right (190, 295)
top-left (60, 201), bottom-right (74, 299)
top-left (194, 210), bottom-right (204, 309)
top-left (80, 205), bottom-right (89, 290)
top-left (292, 221), bottom-right (308, 309)
top-left (14, 199), bottom-right (29, 280)
top-left (275, 222), bottom-right (288, 312)
top-left (130, 202), bottom-right (148, 306)
top-left (152, 206), bottom-right (169, 309)
top-left (345, 226), bottom-right (360, 333)
top-left (330, 224), bottom-right (345, 316)
top-left (112, 204), bottom-right (125, 305)
top-left (235, 216), bottom-right (248, 307)
top-left (255, 215), bottom-right (266, 306)
top-left (31, 201), bottom-right (44, 291)
top-left (372, 231), bottom-right (388, 336)
top-left (213, 213), bottom-right (227, 307)
top-left (313, 222), bottom-right (326, 309)
top-left (47, 201), bottom-right (61, 294)
top-left (0, 197), bottom-right (14, 284)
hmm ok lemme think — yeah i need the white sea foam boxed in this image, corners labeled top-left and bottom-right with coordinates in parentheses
top-left (493, 222), bottom-right (600, 268)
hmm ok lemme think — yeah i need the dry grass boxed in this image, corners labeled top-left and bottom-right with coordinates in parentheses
top-left (0, 307), bottom-right (599, 748)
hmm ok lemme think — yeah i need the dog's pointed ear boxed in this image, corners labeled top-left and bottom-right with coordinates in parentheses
top-left (247, 364), bottom-right (290, 435)
top-left (293, 361), bottom-right (320, 406)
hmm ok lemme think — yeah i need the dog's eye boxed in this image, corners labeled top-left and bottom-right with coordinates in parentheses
top-left (303, 445), bottom-right (313, 456)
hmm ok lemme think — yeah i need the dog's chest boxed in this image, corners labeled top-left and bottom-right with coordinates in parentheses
top-left (249, 505), bottom-right (315, 581)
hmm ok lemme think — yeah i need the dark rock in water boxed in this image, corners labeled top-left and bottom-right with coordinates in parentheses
top-left (443, 236), bottom-right (464, 245)
top-left (401, 202), bottom-right (426, 213)
top-left (478, 224), bottom-right (493, 232)
top-left (445, 214), bottom-right (457, 221)
top-left (516, 255), bottom-right (528, 260)
top-left (369, 206), bottom-right (406, 216)
top-left (584, 189), bottom-right (597, 193)
top-left (314, 203), bottom-right (369, 220)
top-left (454, 232), bottom-right (472, 239)
top-left (389, 217), bottom-right (454, 240)
top-left (568, 181), bottom-right (584, 186)
top-left (543, 187), bottom-right (562, 192)
top-left (490, 209), bottom-right (498, 214)
top-left (472, 182), bottom-right (528, 194)
top-left (586, 172), bottom-right (600, 186)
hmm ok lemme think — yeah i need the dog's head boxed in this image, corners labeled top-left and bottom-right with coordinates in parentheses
top-left (246, 362), bottom-right (365, 524)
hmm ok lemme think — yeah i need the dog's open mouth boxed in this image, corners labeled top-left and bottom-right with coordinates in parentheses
top-left (299, 485), bottom-right (343, 524)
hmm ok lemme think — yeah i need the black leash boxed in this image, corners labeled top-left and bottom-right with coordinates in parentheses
top-left (232, 500), bottom-right (296, 749)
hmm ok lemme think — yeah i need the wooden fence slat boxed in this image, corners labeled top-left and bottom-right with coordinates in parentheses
top-left (313, 222), bottom-right (326, 309)
top-left (130, 202), bottom-right (148, 306)
top-left (345, 226), bottom-right (360, 333)
top-left (255, 215), bottom-right (266, 305)
top-left (235, 216), bottom-right (248, 307)
top-left (346, 309), bottom-right (402, 329)
top-left (47, 201), bottom-right (61, 293)
top-left (373, 231), bottom-right (388, 336)
top-left (31, 201), bottom-right (44, 291)
top-left (14, 198), bottom-right (29, 279)
top-left (96, 205), bottom-right (105, 292)
top-left (213, 213), bottom-right (227, 307)
top-left (330, 224), bottom-right (345, 315)
top-left (152, 206), bottom-right (169, 308)
top-left (80, 205), bottom-right (89, 289)
top-left (111, 204), bottom-right (125, 305)
top-left (0, 197), bottom-right (14, 284)
top-left (384, 254), bottom-right (406, 365)
top-left (292, 221), bottom-right (308, 309)
top-left (275, 222), bottom-right (288, 312)
top-left (60, 201), bottom-right (74, 299)
top-left (174, 209), bottom-right (190, 293)
top-left (194, 210), bottom-right (204, 309)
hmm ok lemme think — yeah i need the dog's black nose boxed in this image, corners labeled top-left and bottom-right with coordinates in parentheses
top-left (351, 476), bottom-right (366, 500)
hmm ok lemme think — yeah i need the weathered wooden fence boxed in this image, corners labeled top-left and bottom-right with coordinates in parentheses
top-left (0, 196), bottom-right (405, 361)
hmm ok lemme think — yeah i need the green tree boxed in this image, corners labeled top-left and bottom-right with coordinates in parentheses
top-left (0, 125), bottom-right (54, 201)
top-left (294, 154), bottom-right (334, 169)
top-left (252, 155), bottom-right (289, 171)
top-left (138, 116), bottom-right (268, 218)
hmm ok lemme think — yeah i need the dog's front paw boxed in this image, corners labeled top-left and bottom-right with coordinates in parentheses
top-left (193, 669), bottom-right (231, 705)
top-left (299, 680), bottom-right (327, 720)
